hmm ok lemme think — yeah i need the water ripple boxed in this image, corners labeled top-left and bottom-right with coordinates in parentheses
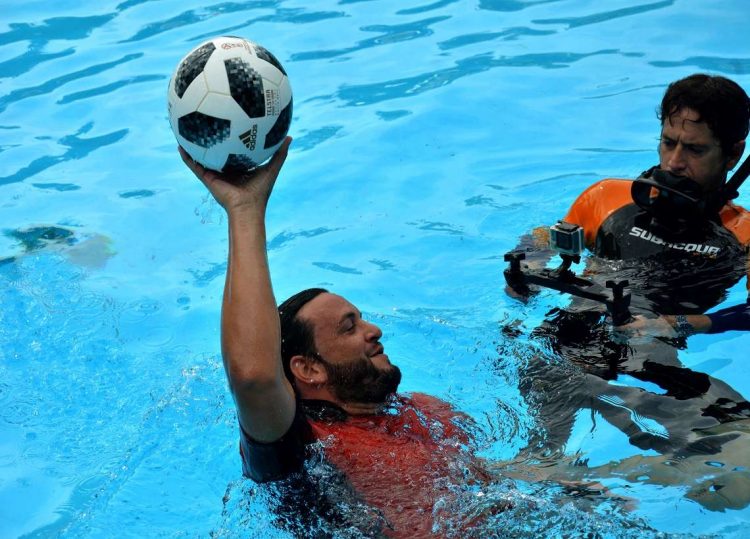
top-left (290, 16), bottom-right (450, 61)
top-left (465, 194), bottom-right (503, 210)
top-left (438, 27), bottom-right (555, 50)
top-left (0, 47), bottom-right (75, 80)
top-left (119, 189), bottom-right (156, 199)
top-left (31, 183), bottom-right (81, 191)
top-left (334, 50), bottom-right (622, 106)
top-left (119, 10), bottom-right (214, 44)
top-left (0, 53), bottom-right (143, 114)
top-left (574, 147), bottom-right (651, 154)
top-left (0, 124), bottom-right (129, 186)
top-left (369, 259), bottom-right (396, 271)
top-left (187, 261), bottom-right (228, 287)
top-left (57, 74), bottom-right (166, 105)
top-left (397, 0), bottom-right (459, 16)
top-left (408, 220), bottom-right (464, 235)
top-left (649, 56), bottom-right (750, 75)
top-left (375, 110), bottom-right (410, 121)
top-left (583, 82), bottom-right (665, 100)
top-left (291, 125), bottom-right (344, 152)
top-left (312, 261), bottom-right (363, 275)
top-left (478, 0), bottom-right (563, 12)
top-left (116, 0), bottom-right (160, 10)
top-left (187, 8), bottom-right (346, 43)
top-left (255, 8), bottom-right (347, 25)
top-left (119, 2), bottom-right (283, 44)
top-left (533, 0), bottom-right (674, 29)
top-left (267, 226), bottom-right (343, 250)
top-left (0, 14), bottom-right (117, 47)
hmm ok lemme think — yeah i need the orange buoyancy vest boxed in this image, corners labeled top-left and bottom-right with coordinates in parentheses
top-left (562, 179), bottom-right (750, 311)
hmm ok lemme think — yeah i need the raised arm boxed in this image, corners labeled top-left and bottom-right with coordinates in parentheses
top-left (180, 138), bottom-right (296, 443)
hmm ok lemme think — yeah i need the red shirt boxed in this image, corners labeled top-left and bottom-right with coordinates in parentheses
top-left (307, 393), bottom-right (474, 537)
top-left (240, 392), bottom-right (482, 538)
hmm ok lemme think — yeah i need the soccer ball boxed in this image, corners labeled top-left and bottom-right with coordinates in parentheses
top-left (167, 36), bottom-right (292, 173)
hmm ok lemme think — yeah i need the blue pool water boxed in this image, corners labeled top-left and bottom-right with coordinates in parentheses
top-left (2, 0), bottom-right (750, 537)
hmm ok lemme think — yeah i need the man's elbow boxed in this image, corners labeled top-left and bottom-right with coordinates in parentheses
top-left (225, 363), bottom-right (285, 395)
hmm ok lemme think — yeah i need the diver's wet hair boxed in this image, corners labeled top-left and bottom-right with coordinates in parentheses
top-left (278, 288), bottom-right (328, 385)
top-left (659, 73), bottom-right (750, 153)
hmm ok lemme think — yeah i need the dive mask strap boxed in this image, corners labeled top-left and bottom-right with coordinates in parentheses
top-left (722, 153), bottom-right (750, 202)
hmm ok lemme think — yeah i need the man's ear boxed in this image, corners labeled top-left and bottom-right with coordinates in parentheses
top-left (289, 355), bottom-right (328, 385)
top-left (726, 140), bottom-right (746, 171)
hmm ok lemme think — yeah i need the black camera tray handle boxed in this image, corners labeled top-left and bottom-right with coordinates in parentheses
top-left (504, 225), bottom-right (633, 326)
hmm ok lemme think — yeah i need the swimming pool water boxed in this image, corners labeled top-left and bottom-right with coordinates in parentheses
top-left (2, 0), bottom-right (750, 537)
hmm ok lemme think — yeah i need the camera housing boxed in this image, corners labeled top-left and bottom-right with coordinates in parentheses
top-left (549, 221), bottom-right (584, 256)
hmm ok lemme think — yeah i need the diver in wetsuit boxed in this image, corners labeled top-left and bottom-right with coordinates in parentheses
top-left (508, 74), bottom-right (750, 456)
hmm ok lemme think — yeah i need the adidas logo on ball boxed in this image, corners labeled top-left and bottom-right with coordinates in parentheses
top-left (239, 126), bottom-right (258, 151)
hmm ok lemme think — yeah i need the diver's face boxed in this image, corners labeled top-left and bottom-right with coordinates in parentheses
top-left (658, 107), bottom-right (737, 193)
top-left (298, 293), bottom-right (401, 403)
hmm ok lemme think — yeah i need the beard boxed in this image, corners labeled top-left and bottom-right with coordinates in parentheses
top-left (319, 355), bottom-right (402, 404)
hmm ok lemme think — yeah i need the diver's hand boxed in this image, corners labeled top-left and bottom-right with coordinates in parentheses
top-left (613, 314), bottom-right (677, 340)
top-left (179, 137), bottom-right (291, 214)
top-left (504, 284), bottom-right (530, 303)
top-left (615, 313), bottom-right (712, 341)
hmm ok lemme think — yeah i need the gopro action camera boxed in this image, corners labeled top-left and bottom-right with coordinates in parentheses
top-left (549, 221), bottom-right (584, 256)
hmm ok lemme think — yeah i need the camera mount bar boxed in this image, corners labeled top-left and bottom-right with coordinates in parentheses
top-left (503, 251), bottom-right (633, 325)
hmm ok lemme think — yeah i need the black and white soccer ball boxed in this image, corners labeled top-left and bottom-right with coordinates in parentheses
top-left (167, 36), bottom-right (292, 173)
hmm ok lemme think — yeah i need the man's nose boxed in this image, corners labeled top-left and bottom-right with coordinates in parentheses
top-left (666, 144), bottom-right (687, 171)
top-left (364, 321), bottom-right (382, 341)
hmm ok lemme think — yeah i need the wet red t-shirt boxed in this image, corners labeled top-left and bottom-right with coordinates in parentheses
top-left (307, 393), bottom-right (473, 537)
top-left (240, 392), bottom-right (479, 538)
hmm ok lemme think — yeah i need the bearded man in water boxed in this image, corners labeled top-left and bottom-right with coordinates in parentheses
top-left (180, 139), bottom-right (501, 537)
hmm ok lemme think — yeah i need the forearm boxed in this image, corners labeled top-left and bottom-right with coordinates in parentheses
top-left (663, 301), bottom-right (750, 336)
top-left (705, 300), bottom-right (750, 333)
top-left (179, 137), bottom-right (294, 442)
top-left (662, 314), bottom-right (712, 335)
top-left (222, 210), bottom-right (278, 377)
top-left (221, 208), bottom-right (295, 441)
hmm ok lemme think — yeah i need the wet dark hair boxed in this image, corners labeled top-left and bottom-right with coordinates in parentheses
top-left (658, 74), bottom-right (750, 153)
top-left (278, 288), bottom-right (328, 385)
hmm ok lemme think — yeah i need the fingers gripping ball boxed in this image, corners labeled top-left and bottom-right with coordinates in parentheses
top-left (167, 36), bottom-right (292, 173)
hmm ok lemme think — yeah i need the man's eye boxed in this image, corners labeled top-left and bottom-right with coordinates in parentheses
top-left (660, 138), bottom-right (676, 148)
top-left (684, 145), bottom-right (706, 156)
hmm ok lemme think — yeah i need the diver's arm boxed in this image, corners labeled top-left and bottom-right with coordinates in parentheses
top-left (180, 139), bottom-right (297, 443)
top-left (616, 305), bottom-right (750, 338)
top-left (703, 301), bottom-right (750, 333)
top-left (618, 254), bottom-right (750, 336)
top-left (662, 314), bottom-right (712, 335)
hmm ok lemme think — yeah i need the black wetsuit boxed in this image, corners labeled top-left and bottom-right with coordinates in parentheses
top-left (521, 178), bottom-right (750, 455)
